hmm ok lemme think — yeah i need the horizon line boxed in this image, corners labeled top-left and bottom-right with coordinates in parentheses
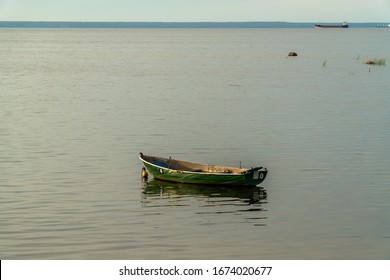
top-left (0, 20), bottom-right (388, 23)
top-left (1, 21), bottom-right (388, 29)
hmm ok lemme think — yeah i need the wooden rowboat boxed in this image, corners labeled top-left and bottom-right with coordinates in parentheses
top-left (139, 153), bottom-right (267, 186)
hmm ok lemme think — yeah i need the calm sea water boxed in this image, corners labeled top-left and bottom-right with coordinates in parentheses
top-left (1, 28), bottom-right (389, 259)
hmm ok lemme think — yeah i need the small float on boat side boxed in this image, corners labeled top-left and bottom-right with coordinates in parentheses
top-left (139, 153), bottom-right (267, 186)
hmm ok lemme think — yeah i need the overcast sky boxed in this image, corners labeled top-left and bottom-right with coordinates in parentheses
top-left (0, 0), bottom-right (389, 22)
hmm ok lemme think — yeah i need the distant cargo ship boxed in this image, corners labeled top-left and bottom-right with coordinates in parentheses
top-left (315, 22), bottom-right (349, 28)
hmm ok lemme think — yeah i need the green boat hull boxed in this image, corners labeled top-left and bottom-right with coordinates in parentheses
top-left (140, 154), bottom-right (267, 186)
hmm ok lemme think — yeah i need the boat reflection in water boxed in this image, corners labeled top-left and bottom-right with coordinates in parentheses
top-left (141, 179), bottom-right (268, 226)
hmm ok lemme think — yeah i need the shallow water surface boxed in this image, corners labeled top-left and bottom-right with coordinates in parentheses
top-left (1, 28), bottom-right (389, 259)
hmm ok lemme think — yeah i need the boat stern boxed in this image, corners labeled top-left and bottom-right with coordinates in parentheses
top-left (243, 167), bottom-right (268, 185)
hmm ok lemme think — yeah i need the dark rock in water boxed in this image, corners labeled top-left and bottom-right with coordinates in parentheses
top-left (287, 51), bottom-right (298, 57)
top-left (365, 59), bottom-right (386, 65)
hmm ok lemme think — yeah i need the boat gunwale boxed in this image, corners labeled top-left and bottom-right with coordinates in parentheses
top-left (139, 154), bottom-right (261, 177)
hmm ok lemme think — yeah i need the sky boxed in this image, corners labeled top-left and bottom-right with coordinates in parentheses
top-left (0, 0), bottom-right (389, 22)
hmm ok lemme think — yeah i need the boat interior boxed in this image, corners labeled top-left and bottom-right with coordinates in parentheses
top-left (141, 154), bottom-right (247, 174)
